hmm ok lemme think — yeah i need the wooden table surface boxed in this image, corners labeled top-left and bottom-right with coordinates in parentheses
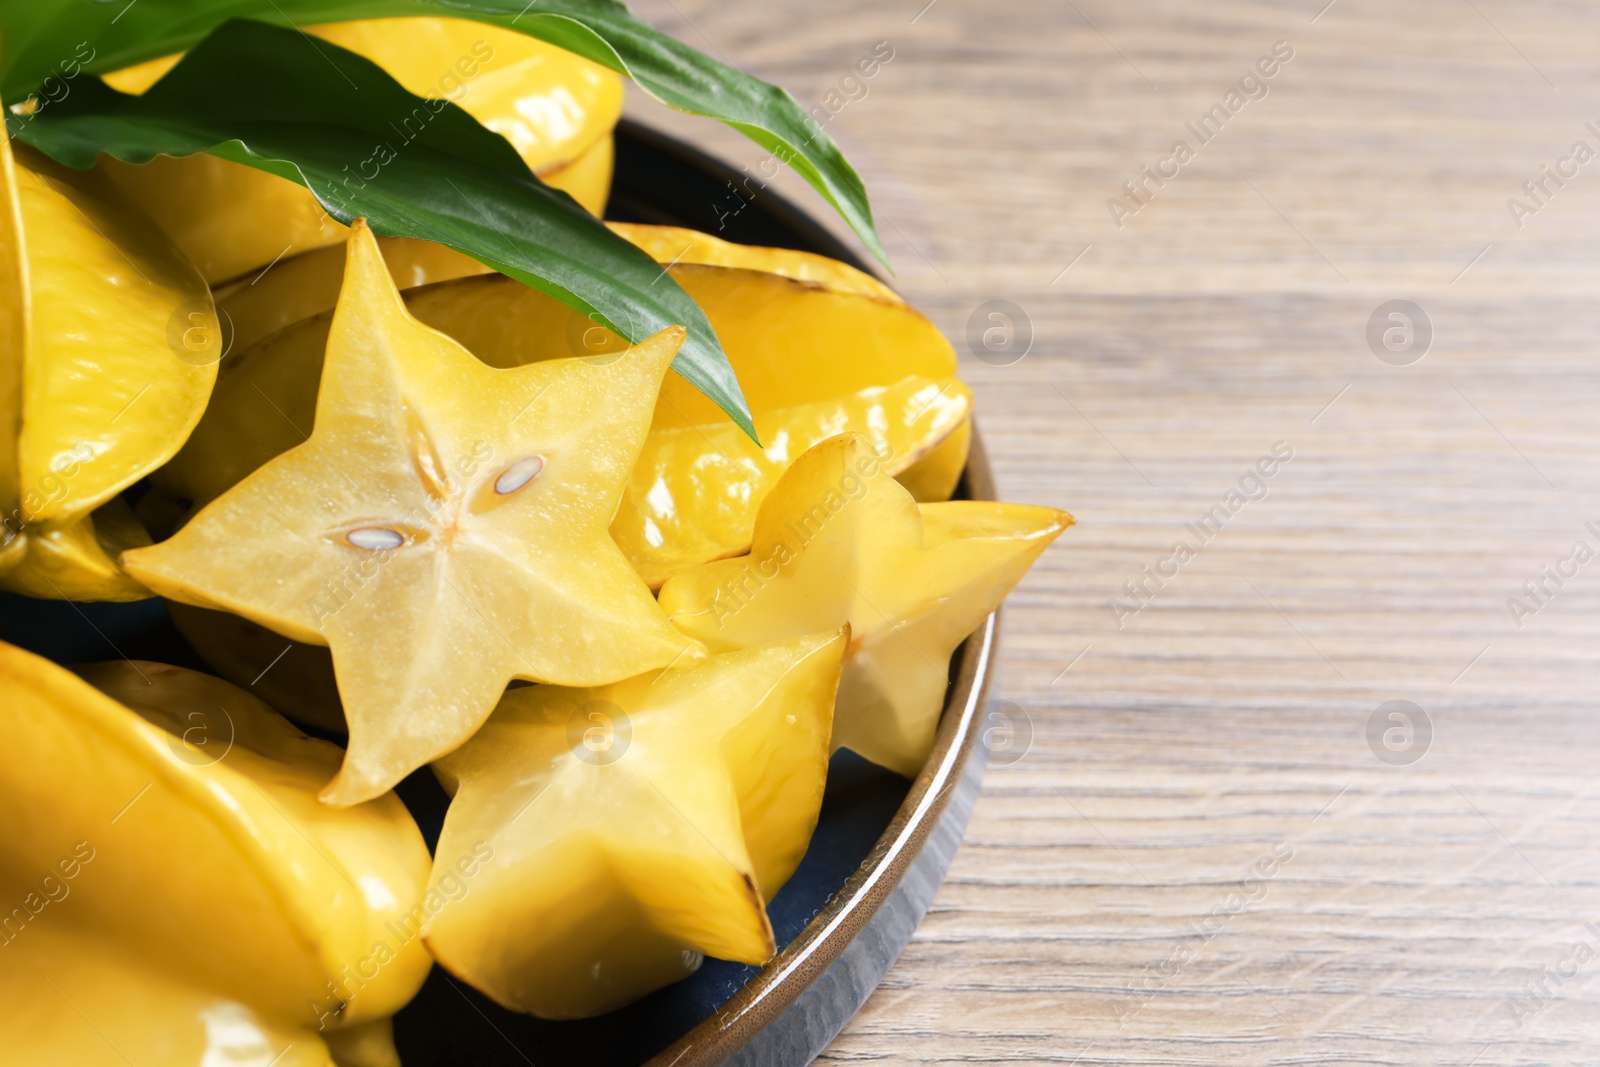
top-left (630, 1), bottom-right (1600, 1063)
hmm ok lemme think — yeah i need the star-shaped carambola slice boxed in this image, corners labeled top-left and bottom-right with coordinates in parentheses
top-left (123, 220), bottom-right (700, 805)
top-left (659, 433), bottom-right (1073, 777)
top-left (615, 373), bottom-right (972, 588)
top-left (424, 629), bottom-right (847, 1019)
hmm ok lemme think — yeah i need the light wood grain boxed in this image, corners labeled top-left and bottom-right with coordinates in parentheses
top-left (630, 1), bottom-right (1600, 1063)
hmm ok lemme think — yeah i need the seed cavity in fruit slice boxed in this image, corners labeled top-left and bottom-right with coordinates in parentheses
top-left (423, 630), bottom-right (846, 1019)
top-left (659, 433), bottom-right (1072, 777)
top-left (346, 526), bottom-right (405, 551)
top-left (123, 222), bottom-right (700, 806)
top-left (495, 455), bottom-right (545, 494)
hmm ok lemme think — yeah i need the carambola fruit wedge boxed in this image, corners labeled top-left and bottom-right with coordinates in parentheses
top-left (123, 221), bottom-right (700, 805)
top-left (100, 16), bottom-right (624, 283)
top-left (659, 433), bottom-right (1073, 777)
top-left (0, 134), bottom-right (217, 601)
top-left (0, 644), bottom-right (430, 1065)
top-left (425, 630), bottom-right (846, 1018)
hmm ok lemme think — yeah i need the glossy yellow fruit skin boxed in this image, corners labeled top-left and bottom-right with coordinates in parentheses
top-left (896, 418), bottom-right (971, 503)
top-left (426, 630), bottom-right (846, 1018)
top-left (610, 229), bottom-right (969, 502)
top-left (0, 644), bottom-right (431, 1062)
top-left (2, 926), bottom-right (339, 1067)
top-left (0, 121), bottom-right (24, 579)
top-left (653, 265), bottom-right (956, 429)
top-left (0, 497), bottom-right (152, 601)
top-left (660, 434), bottom-right (1072, 777)
top-left (101, 17), bottom-right (624, 284)
top-left (125, 222), bottom-right (700, 806)
top-left (0, 138), bottom-right (217, 600)
top-left (607, 222), bottom-right (903, 302)
top-left (617, 375), bottom-right (972, 588)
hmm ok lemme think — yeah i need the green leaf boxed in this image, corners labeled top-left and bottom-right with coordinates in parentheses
top-left (0, 0), bottom-right (888, 267)
top-left (8, 19), bottom-right (756, 439)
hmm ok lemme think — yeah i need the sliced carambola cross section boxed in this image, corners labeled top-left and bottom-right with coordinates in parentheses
top-left (123, 220), bottom-right (700, 805)
top-left (659, 433), bottom-right (1073, 777)
top-left (425, 630), bottom-right (846, 1018)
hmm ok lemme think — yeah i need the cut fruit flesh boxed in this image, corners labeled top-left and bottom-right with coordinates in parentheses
top-left (124, 222), bottom-right (701, 806)
top-left (659, 434), bottom-right (1072, 777)
top-left (425, 630), bottom-right (845, 1018)
top-left (101, 17), bottom-right (624, 284)
top-left (0, 136), bottom-right (217, 600)
top-left (0, 643), bottom-right (430, 1054)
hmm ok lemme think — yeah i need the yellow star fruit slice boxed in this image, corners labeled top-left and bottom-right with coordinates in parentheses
top-left (659, 433), bottom-right (1072, 777)
top-left (158, 378), bottom-right (962, 725)
top-left (160, 259), bottom-right (969, 581)
top-left (101, 17), bottom-right (623, 284)
top-left (425, 629), bottom-right (846, 1019)
top-left (0, 644), bottom-right (431, 1063)
top-left (123, 221), bottom-right (700, 805)
top-left (0, 136), bottom-right (217, 601)
top-left (617, 374), bottom-right (972, 587)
